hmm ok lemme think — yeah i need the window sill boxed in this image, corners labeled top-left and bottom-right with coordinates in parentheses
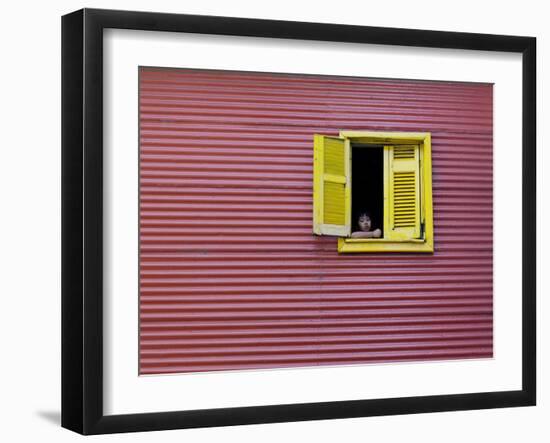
top-left (337, 237), bottom-right (434, 253)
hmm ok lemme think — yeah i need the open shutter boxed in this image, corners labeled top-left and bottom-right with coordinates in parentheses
top-left (313, 135), bottom-right (351, 237)
top-left (386, 145), bottom-right (421, 240)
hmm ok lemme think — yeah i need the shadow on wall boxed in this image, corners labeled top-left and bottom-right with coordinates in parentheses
top-left (35, 410), bottom-right (60, 426)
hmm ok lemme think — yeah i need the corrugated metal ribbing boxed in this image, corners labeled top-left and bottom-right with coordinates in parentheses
top-left (139, 68), bottom-right (493, 375)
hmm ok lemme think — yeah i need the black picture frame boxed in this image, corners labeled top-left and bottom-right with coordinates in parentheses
top-left (61, 8), bottom-right (536, 435)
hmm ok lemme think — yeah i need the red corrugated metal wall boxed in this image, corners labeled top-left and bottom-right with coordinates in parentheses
top-left (139, 68), bottom-right (493, 375)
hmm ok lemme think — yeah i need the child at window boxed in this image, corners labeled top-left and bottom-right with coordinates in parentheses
top-left (351, 211), bottom-right (382, 238)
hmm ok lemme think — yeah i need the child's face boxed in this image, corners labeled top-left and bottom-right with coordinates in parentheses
top-left (358, 215), bottom-right (372, 231)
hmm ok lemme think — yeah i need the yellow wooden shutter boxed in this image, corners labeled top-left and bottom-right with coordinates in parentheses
top-left (386, 145), bottom-right (421, 241)
top-left (313, 135), bottom-right (351, 237)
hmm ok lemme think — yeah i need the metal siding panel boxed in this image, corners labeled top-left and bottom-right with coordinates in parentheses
top-left (139, 68), bottom-right (493, 374)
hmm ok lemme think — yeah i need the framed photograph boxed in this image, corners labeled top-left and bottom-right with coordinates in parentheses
top-left (61, 8), bottom-right (536, 435)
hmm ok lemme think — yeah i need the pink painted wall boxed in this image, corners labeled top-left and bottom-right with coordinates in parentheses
top-left (139, 67), bottom-right (493, 374)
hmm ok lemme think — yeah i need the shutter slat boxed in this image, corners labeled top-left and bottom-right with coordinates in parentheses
top-left (387, 146), bottom-right (421, 239)
top-left (313, 135), bottom-right (350, 236)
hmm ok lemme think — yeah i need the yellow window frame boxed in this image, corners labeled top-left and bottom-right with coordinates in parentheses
top-left (338, 131), bottom-right (433, 253)
top-left (313, 131), bottom-right (433, 253)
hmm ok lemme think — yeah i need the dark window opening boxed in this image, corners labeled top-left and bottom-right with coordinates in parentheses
top-left (351, 146), bottom-right (384, 238)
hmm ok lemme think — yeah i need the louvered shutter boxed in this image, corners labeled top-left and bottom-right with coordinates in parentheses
top-left (313, 135), bottom-right (351, 237)
top-left (387, 145), bottom-right (422, 240)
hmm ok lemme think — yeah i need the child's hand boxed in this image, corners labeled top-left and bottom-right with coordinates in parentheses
top-left (350, 229), bottom-right (382, 239)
